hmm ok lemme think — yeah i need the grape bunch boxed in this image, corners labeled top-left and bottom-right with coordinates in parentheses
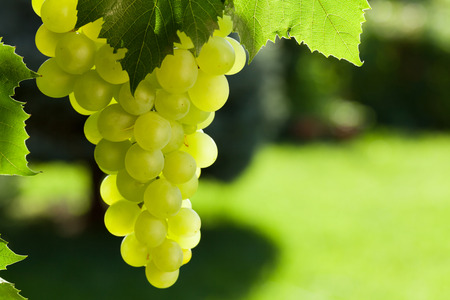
top-left (32, 0), bottom-right (246, 288)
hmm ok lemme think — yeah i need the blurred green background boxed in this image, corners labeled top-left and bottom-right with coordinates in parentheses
top-left (1, 0), bottom-right (450, 299)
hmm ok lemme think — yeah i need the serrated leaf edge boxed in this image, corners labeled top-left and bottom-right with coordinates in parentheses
top-left (0, 40), bottom-right (38, 176)
top-left (0, 278), bottom-right (27, 300)
top-left (225, 0), bottom-right (371, 67)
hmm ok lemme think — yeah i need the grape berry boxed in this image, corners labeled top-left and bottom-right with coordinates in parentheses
top-left (33, 0), bottom-right (245, 289)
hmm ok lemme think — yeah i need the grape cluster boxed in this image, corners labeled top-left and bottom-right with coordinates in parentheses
top-left (32, 0), bottom-right (246, 288)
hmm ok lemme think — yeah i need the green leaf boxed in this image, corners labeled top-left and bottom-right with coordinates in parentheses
top-left (0, 39), bottom-right (38, 176)
top-left (0, 237), bottom-right (26, 271)
top-left (76, 0), bottom-right (224, 92)
top-left (0, 279), bottom-right (26, 300)
top-left (226, 0), bottom-right (371, 66)
top-left (0, 237), bottom-right (27, 300)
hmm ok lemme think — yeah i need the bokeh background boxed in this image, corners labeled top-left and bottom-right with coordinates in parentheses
top-left (1, 0), bottom-right (450, 299)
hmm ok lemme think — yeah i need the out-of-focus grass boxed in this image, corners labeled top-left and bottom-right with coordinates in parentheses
top-left (3, 161), bottom-right (92, 219)
top-left (3, 131), bottom-right (450, 300)
top-left (194, 131), bottom-right (450, 300)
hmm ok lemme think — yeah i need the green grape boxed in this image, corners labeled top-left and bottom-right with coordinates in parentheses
top-left (174, 31), bottom-right (194, 49)
top-left (180, 132), bottom-right (218, 168)
top-left (95, 44), bottom-right (129, 84)
top-left (116, 169), bottom-right (148, 203)
top-left (225, 37), bottom-right (246, 75)
top-left (73, 70), bottom-right (115, 111)
top-left (196, 36), bottom-right (235, 75)
top-left (144, 72), bottom-right (161, 90)
top-left (97, 103), bottom-right (137, 142)
top-left (179, 101), bottom-right (211, 125)
top-left (156, 49), bottom-right (198, 94)
top-left (100, 174), bottom-right (122, 205)
top-left (40, 0), bottom-right (78, 33)
top-left (169, 230), bottom-right (201, 249)
top-left (151, 239), bottom-right (183, 272)
top-left (121, 233), bottom-right (150, 267)
top-left (197, 111), bottom-right (215, 130)
top-left (134, 210), bottom-right (167, 248)
top-left (195, 167), bottom-right (201, 178)
top-left (124, 143), bottom-right (164, 183)
top-left (213, 15), bottom-right (233, 37)
top-left (134, 111), bottom-right (171, 151)
top-left (104, 200), bottom-right (141, 236)
top-left (188, 70), bottom-right (229, 112)
top-left (144, 178), bottom-right (182, 219)
top-left (181, 199), bottom-right (192, 209)
top-left (177, 174), bottom-right (198, 200)
top-left (69, 93), bottom-right (95, 115)
top-left (94, 139), bottom-right (131, 174)
top-left (182, 124), bottom-right (197, 135)
top-left (36, 58), bottom-right (75, 98)
top-left (182, 248), bottom-right (192, 265)
top-left (118, 80), bottom-right (155, 115)
top-left (81, 18), bottom-right (106, 42)
top-left (163, 151), bottom-right (196, 184)
top-left (32, 0), bottom-right (45, 16)
top-left (55, 32), bottom-right (96, 75)
top-left (83, 111), bottom-right (103, 144)
top-left (155, 90), bottom-right (190, 120)
top-left (168, 208), bottom-right (201, 237)
top-left (35, 24), bottom-right (67, 57)
top-left (145, 261), bottom-right (179, 289)
top-left (161, 120), bottom-right (184, 154)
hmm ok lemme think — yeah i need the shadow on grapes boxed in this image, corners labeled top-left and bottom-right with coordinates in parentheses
top-left (5, 219), bottom-right (278, 300)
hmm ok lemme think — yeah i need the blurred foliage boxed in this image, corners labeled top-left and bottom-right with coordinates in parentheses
top-left (5, 162), bottom-right (91, 219)
top-left (283, 0), bottom-right (450, 140)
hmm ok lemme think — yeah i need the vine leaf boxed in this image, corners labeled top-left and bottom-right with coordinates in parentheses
top-left (76, 0), bottom-right (224, 93)
top-left (0, 39), bottom-right (38, 176)
top-left (0, 237), bottom-right (26, 271)
top-left (227, 0), bottom-right (371, 66)
top-left (0, 237), bottom-right (27, 300)
top-left (0, 281), bottom-right (26, 300)
top-left (76, 0), bottom-right (370, 92)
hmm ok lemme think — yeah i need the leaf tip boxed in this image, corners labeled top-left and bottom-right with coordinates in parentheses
top-left (30, 71), bottom-right (40, 79)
